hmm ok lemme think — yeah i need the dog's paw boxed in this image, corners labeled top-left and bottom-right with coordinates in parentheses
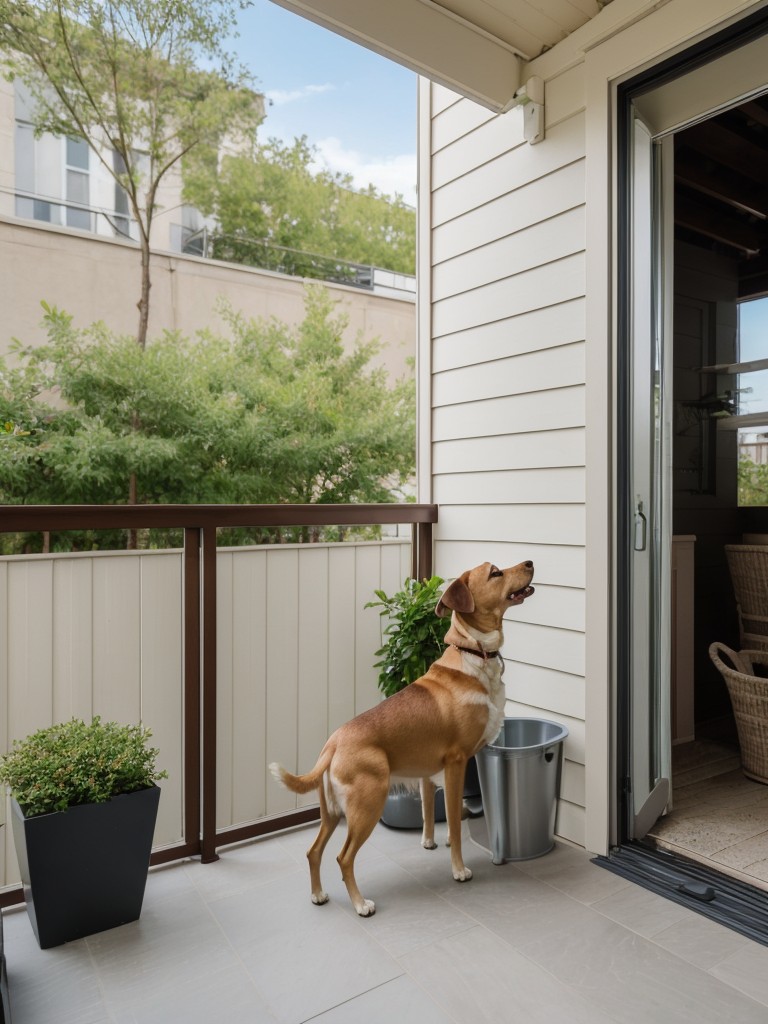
top-left (356, 899), bottom-right (376, 917)
top-left (453, 866), bottom-right (473, 882)
top-left (422, 838), bottom-right (438, 850)
top-left (311, 890), bottom-right (330, 906)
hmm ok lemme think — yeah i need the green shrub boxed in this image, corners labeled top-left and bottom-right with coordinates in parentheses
top-left (0, 717), bottom-right (167, 818)
top-left (366, 576), bottom-right (450, 697)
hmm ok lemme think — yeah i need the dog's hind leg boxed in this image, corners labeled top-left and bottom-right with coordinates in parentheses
top-left (336, 774), bottom-right (389, 917)
top-left (420, 778), bottom-right (438, 850)
top-left (444, 759), bottom-right (472, 882)
top-left (307, 782), bottom-right (340, 906)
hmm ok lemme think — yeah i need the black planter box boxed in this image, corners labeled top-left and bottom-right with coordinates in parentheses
top-left (11, 786), bottom-right (160, 949)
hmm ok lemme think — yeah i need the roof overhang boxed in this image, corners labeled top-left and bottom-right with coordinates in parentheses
top-left (268, 0), bottom-right (526, 111)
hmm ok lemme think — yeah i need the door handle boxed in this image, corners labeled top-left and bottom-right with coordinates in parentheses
top-left (634, 499), bottom-right (647, 551)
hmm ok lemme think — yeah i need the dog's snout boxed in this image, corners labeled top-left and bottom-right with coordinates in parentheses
top-left (524, 561), bottom-right (533, 570)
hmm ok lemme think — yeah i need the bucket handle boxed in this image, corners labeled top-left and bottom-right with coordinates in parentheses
top-left (544, 747), bottom-right (556, 763)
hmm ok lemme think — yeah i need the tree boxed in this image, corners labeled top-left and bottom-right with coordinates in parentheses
top-left (738, 454), bottom-right (768, 507)
top-left (0, 0), bottom-right (262, 349)
top-left (0, 288), bottom-right (416, 551)
top-left (184, 136), bottom-right (416, 278)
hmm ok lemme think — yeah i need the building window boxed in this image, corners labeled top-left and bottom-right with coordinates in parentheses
top-left (65, 136), bottom-right (91, 230)
top-left (112, 149), bottom-right (131, 238)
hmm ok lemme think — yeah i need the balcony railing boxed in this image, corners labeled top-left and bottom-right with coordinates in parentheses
top-left (0, 503), bottom-right (437, 907)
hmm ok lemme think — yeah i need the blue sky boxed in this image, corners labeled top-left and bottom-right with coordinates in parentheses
top-left (231, 1), bottom-right (418, 205)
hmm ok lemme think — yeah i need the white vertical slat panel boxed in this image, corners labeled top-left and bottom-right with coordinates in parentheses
top-left (140, 553), bottom-right (184, 848)
top-left (265, 548), bottom-right (300, 815)
top-left (92, 556), bottom-right (142, 724)
top-left (327, 545), bottom-right (357, 733)
top-left (231, 550), bottom-right (268, 824)
top-left (354, 545), bottom-right (382, 715)
top-left (297, 547), bottom-right (330, 807)
top-left (8, 560), bottom-right (53, 740)
top-left (52, 557), bottom-right (93, 723)
top-left (216, 551), bottom-right (235, 829)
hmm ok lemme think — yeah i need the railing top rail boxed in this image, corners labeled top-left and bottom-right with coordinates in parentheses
top-left (0, 503), bottom-right (438, 533)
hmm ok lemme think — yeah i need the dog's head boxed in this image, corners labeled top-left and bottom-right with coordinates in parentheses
top-left (435, 561), bottom-right (535, 631)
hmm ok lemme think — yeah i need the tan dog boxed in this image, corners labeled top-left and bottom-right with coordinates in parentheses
top-left (270, 559), bottom-right (535, 916)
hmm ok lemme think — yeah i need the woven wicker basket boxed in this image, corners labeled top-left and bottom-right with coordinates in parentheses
top-left (725, 545), bottom-right (768, 653)
top-left (709, 642), bottom-right (768, 785)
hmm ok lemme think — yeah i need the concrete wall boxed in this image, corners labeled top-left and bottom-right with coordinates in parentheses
top-left (0, 215), bottom-right (415, 381)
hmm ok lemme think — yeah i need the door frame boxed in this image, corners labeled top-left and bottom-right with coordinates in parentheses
top-left (601, 7), bottom-right (768, 942)
top-left (615, 7), bottom-right (768, 848)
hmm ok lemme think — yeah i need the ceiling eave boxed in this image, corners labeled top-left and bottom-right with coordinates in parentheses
top-left (267, 0), bottom-right (529, 112)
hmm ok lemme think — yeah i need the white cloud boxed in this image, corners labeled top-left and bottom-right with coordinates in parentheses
top-left (266, 83), bottom-right (336, 106)
top-left (311, 136), bottom-right (417, 206)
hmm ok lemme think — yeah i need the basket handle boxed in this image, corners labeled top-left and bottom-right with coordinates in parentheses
top-left (709, 642), bottom-right (743, 675)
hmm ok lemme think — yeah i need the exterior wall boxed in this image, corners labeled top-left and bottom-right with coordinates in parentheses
top-left (422, 73), bottom-right (588, 849)
top-left (0, 539), bottom-right (410, 889)
top-left (419, 0), bottom-right (763, 855)
top-left (0, 216), bottom-right (415, 381)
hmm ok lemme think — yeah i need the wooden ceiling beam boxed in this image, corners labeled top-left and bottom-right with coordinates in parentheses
top-left (675, 151), bottom-right (768, 220)
top-left (675, 194), bottom-right (763, 257)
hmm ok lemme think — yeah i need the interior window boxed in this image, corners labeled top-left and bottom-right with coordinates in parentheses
top-left (737, 296), bottom-right (768, 506)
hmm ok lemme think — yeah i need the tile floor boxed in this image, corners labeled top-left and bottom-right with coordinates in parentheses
top-left (649, 739), bottom-right (768, 889)
top-left (5, 818), bottom-right (768, 1023)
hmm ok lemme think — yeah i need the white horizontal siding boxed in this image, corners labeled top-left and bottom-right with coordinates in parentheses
top-left (433, 466), bottom-right (585, 505)
top-left (433, 341), bottom-right (585, 406)
top-left (433, 298), bottom-right (586, 373)
top-left (433, 206), bottom-right (585, 300)
top-left (505, 661), bottom-right (585, 720)
top-left (435, 541), bottom-right (585, 590)
top-left (433, 112), bottom-right (585, 225)
top-left (433, 253), bottom-right (585, 337)
top-left (433, 161), bottom-right (585, 266)
top-left (433, 428), bottom-right (585, 473)
top-left (438, 505), bottom-right (585, 547)
top-left (428, 79), bottom-right (588, 845)
top-left (433, 384), bottom-right (585, 441)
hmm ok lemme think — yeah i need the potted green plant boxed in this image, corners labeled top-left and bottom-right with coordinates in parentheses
top-left (367, 576), bottom-right (482, 826)
top-left (0, 716), bottom-right (167, 949)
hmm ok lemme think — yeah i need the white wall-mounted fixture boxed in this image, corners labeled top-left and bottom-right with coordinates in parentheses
top-left (506, 76), bottom-right (545, 144)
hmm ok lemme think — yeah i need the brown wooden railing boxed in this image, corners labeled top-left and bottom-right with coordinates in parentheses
top-left (0, 503), bottom-right (437, 907)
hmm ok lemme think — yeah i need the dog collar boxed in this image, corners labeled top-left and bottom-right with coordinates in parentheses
top-left (451, 644), bottom-right (500, 661)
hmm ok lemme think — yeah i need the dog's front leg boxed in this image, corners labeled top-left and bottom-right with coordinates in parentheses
top-left (420, 778), bottom-right (437, 850)
top-left (444, 760), bottom-right (472, 882)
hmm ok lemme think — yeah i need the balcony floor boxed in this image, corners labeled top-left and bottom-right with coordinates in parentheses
top-left (5, 819), bottom-right (768, 1023)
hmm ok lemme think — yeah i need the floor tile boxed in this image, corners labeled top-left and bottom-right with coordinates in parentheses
top-left (400, 923), bottom-right (617, 1024)
top-left (709, 940), bottom-right (768, 1003)
top-left (309, 975), bottom-right (455, 1024)
top-left (209, 872), bottom-right (402, 1023)
top-left (518, 905), bottom-right (768, 1023)
top-left (3, 908), bottom-right (109, 1024)
top-left (651, 913), bottom-right (750, 969)
top-left (592, 882), bottom-right (691, 938)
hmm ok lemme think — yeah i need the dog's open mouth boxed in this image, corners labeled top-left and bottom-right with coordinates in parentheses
top-left (508, 585), bottom-right (535, 602)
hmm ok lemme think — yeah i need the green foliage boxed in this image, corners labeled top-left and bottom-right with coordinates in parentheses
top-left (366, 576), bottom-right (450, 697)
top-left (0, 288), bottom-right (415, 551)
top-left (0, 716), bottom-right (167, 818)
top-left (738, 454), bottom-right (768, 507)
top-left (184, 136), bottom-right (416, 277)
top-left (0, 0), bottom-right (262, 346)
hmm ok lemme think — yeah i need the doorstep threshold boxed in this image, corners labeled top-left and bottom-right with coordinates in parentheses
top-left (595, 842), bottom-right (768, 946)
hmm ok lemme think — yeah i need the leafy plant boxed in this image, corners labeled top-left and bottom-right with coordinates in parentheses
top-left (0, 717), bottom-right (167, 818)
top-left (366, 576), bottom-right (450, 697)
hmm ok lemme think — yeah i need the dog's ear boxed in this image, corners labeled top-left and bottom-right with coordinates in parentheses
top-left (436, 574), bottom-right (475, 617)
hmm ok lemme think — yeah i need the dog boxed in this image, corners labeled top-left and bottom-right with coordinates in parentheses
top-left (270, 559), bottom-right (535, 916)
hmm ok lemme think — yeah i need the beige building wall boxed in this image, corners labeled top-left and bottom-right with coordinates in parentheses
top-left (0, 215), bottom-right (415, 381)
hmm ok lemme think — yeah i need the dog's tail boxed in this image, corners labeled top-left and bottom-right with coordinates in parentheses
top-left (270, 744), bottom-right (334, 795)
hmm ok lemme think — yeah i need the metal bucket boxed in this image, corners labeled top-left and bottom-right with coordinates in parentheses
top-left (476, 717), bottom-right (568, 863)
